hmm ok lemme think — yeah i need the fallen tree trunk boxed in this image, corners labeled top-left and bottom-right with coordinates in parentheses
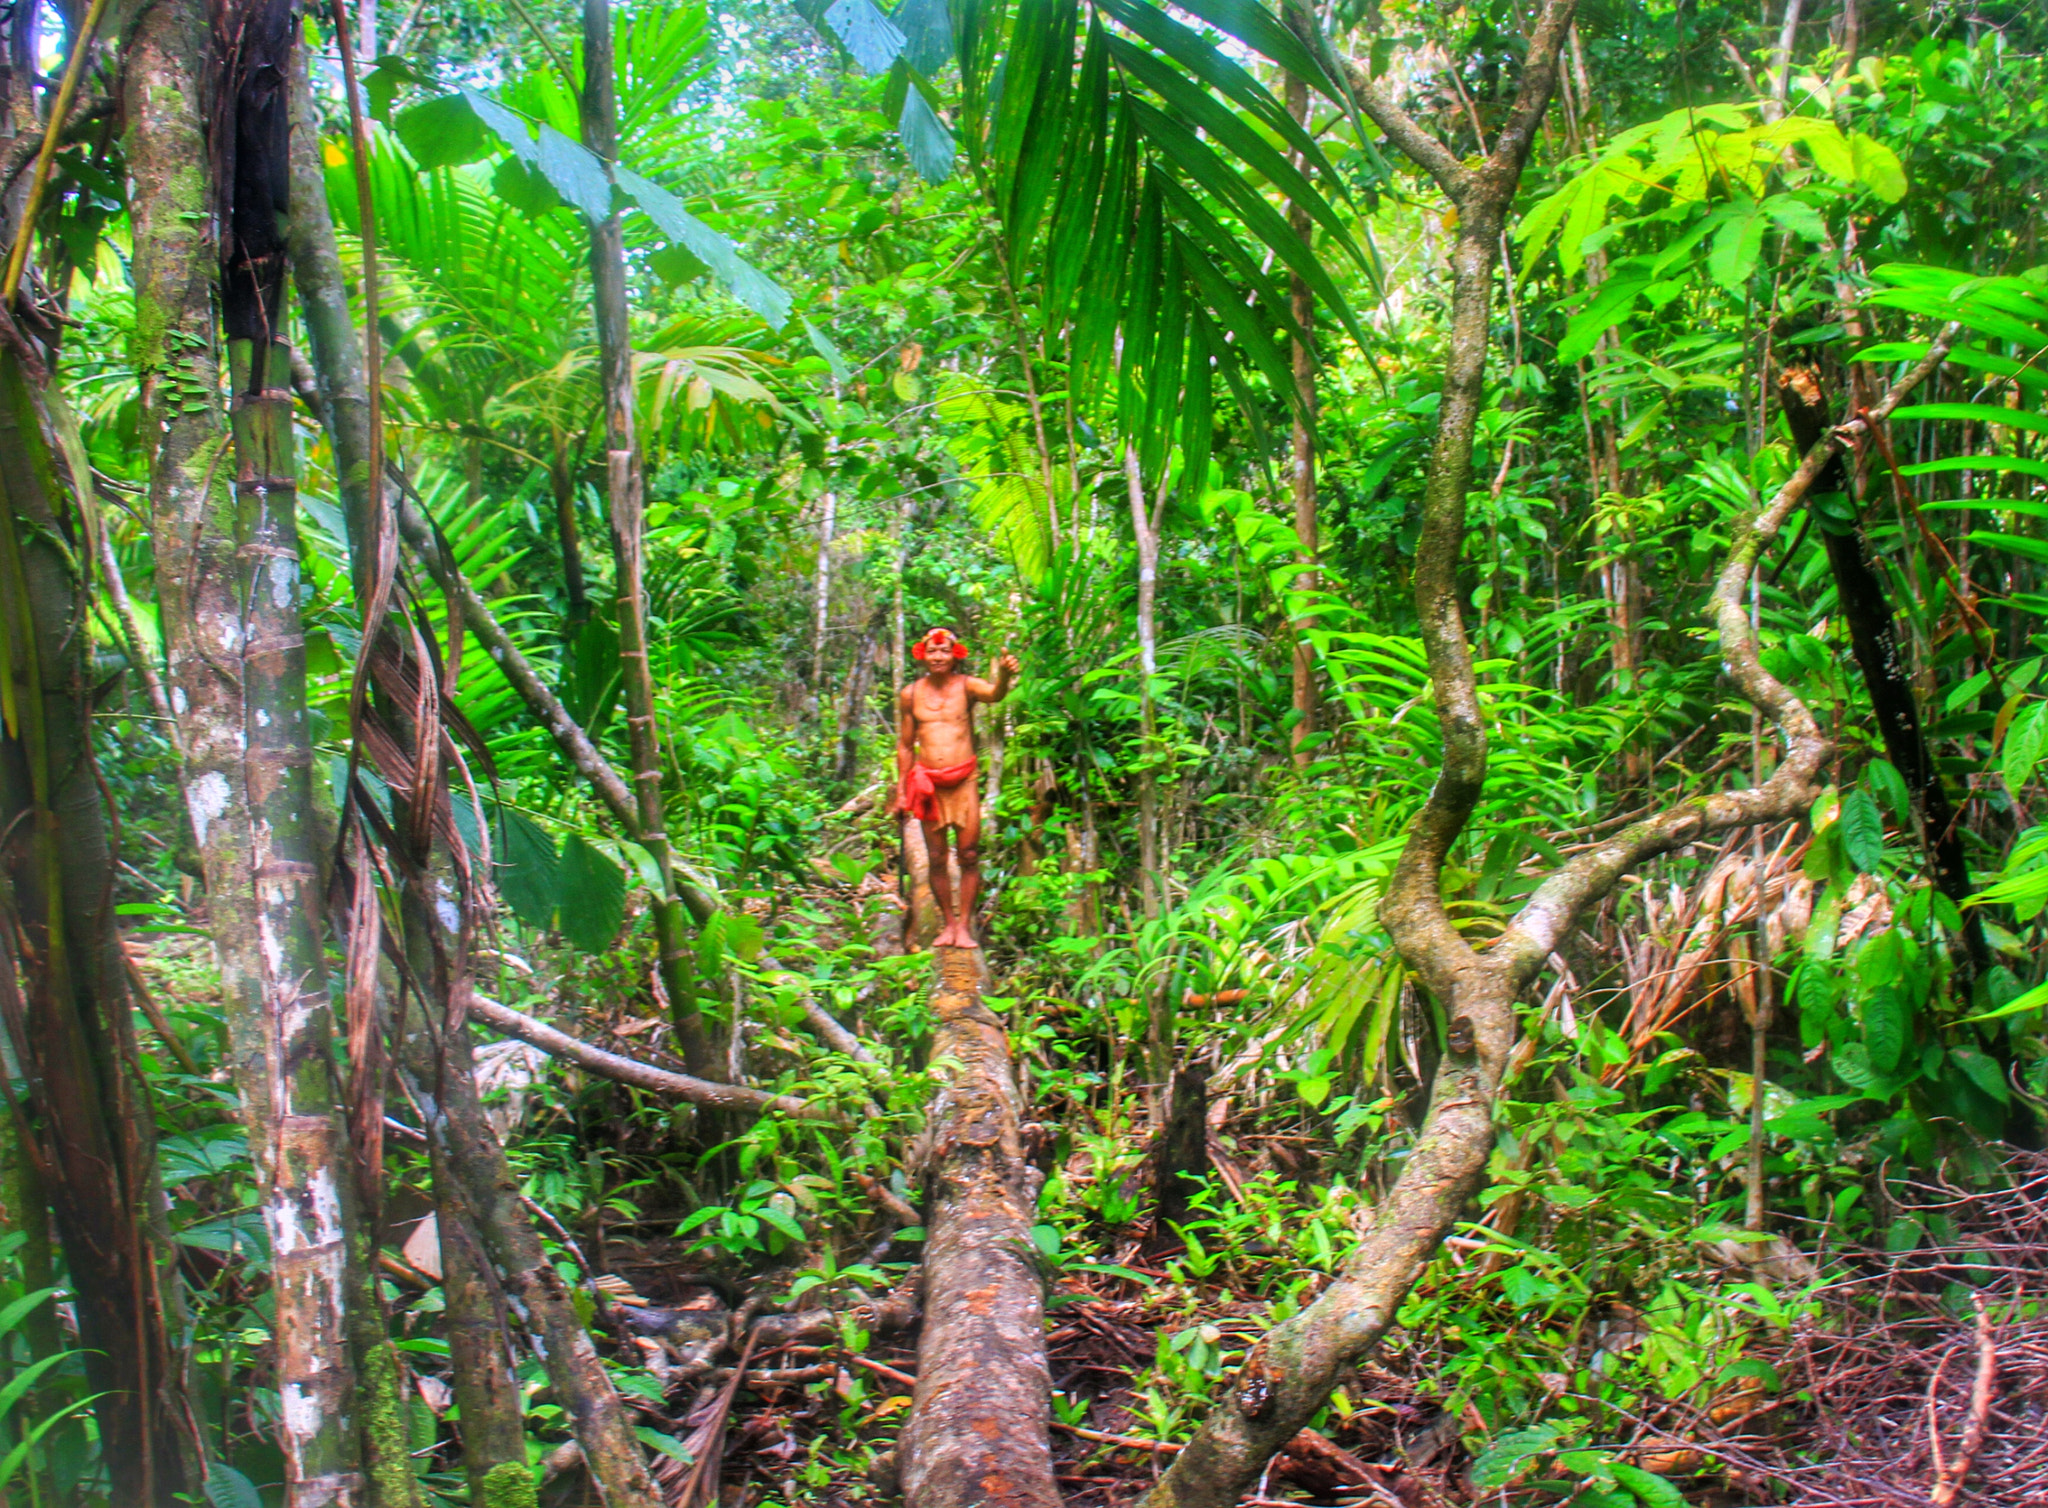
top-left (898, 947), bottom-right (1058, 1508)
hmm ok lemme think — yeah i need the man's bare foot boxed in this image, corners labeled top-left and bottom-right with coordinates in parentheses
top-left (934, 919), bottom-right (980, 948)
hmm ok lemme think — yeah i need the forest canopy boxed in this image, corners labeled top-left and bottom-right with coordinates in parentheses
top-left (1, 0), bottom-right (2046, 1503)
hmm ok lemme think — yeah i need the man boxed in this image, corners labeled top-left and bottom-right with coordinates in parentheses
top-left (895, 627), bottom-right (1019, 949)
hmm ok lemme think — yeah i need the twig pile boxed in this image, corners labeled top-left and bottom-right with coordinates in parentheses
top-left (1742, 1151), bottom-right (2048, 1506)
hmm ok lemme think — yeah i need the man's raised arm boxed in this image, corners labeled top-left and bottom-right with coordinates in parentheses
top-left (973, 651), bottom-right (1021, 703)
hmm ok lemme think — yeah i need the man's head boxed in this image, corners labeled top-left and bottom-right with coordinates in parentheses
top-left (913, 627), bottom-right (969, 675)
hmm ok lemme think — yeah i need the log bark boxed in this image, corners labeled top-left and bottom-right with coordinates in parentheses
top-left (899, 948), bottom-right (1057, 1508)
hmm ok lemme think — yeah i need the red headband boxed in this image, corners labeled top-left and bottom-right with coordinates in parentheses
top-left (912, 629), bottom-right (969, 662)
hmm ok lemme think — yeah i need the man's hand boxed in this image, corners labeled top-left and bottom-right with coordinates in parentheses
top-left (997, 651), bottom-right (1021, 678)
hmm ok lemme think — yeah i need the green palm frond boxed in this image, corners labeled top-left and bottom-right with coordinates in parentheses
top-left (935, 374), bottom-right (1056, 583)
top-left (953, 0), bottom-right (1379, 484)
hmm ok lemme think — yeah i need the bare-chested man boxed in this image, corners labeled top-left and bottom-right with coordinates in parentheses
top-left (894, 627), bottom-right (1019, 949)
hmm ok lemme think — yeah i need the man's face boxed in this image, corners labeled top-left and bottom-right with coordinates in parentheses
top-left (926, 647), bottom-right (957, 676)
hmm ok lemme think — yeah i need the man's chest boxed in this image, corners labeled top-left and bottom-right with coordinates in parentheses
top-left (913, 683), bottom-right (973, 725)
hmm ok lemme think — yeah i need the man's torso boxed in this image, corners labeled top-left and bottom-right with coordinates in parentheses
top-left (908, 674), bottom-right (978, 767)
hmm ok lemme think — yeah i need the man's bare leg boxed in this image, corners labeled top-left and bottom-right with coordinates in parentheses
top-left (952, 800), bottom-right (984, 948)
top-left (923, 819), bottom-right (962, 948)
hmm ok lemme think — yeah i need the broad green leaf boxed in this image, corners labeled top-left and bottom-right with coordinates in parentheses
top-left (461, 88), bottom-right (541, 167)
top-left (825, 0), bottom-right (905, 72)
top-left (2002, 701), bottom-right (2047, 791)
top-left (898, 79), bottom-right (955, 182)
top-left (636, 1427), bottom-right (695, 1465)
top-left (892, 0), bottom-right (953, 73)
top-left (1759, 192), bottom-right (1827, 242)
top-left (204, 1467), bottom-right (264, 1508)
top-left (494, 810), bottom-right (561, 929)
top-left (537, 125), bottom-right (614, 222)
top-left (1469, 1424), bottom-right (1564, 1489)
top-left (1949, 1046), bottom-right (2010, 1106)
top-left (1862, 985), bottom-right (1909, 1075)
top-left (1839, 787), bottom-right (1885, 872)
top-left (1708, 199), bottom-right (1766, 291)
top-left (1969, 531), bottom-right (2048, 569)
top-left (1891, 402), bottom-right (2048, 438)
top-left (616, 166), bottom-right (792, 327)
top-left (1846, 131), bottom-right (1907, 201)
top-left (804, 318), bottom-right (852, 383)
top-left (1609, 1463), bottom-right (1687, 1508)
top-left (489, 154), bottom-right (561, 217)
top-left (395, 94), bottom-right (491, 169)
top-left (1960, 977), bottom-right (2048, 1024)
top-left (1559, 275), bottom-right (1650, 364)
top-left (556, 836), bottom-right (627, 954)
top-left (1866, 759), bottom-right (1912, 825)
top-left (1901, 455), bottom-right (2048, 483)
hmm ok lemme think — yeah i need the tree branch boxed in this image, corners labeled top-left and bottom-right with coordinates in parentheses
top-left (1496, 323), bottom-right (1961, 973)
top-left (467, 996), bottom-right (835, 1120)
top-left (389, 487), bottom-right (721, 926)
top-left (1334, 59), bottom-right (1473, 202)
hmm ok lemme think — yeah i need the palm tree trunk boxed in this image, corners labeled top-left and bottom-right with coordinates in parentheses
top-left (135, 1), bottom-right (368, 1495)
top-left (582, 0), bottom-right (714, 1074)
top-left (281, 46), bottom-right (556, 1504)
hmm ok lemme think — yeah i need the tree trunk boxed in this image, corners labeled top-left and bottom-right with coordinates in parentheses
top-left (812, 489), bottom-right (838, 700)
top-left (437, 1199), bottom-right (534, 1508)
top-left (1124, 445), bottom-right (1168, 1098)
top-left (1141, 12), bottom-right (1580, 1505)
top-left (1285, 72), bottom-right (1319, 771)
top-left (898, 950), bottom-right (1057, 1508)
top-left (551, 444), bottom-right (590, 626)
top-left (406, 1014), bottom-right (663, 1508)
top-left (1153, 1058), bottom-right (1209, 1233)
top-left (0, 354), bottom-right (188, 1505)
top-left (582, 0), bottom-right (714, 1075)
top-left (1778, 367), bottom-right (1986, 970)
top-left (837, 629), bottom-right (875, 782)
top-left (209, 8), bottom-right (372, 1498)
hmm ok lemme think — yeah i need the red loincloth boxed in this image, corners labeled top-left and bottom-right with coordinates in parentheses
top-left (898, 757), bottom-right (978, 824)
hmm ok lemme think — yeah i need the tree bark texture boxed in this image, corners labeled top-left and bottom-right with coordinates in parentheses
top-left (135, 4), bottom-right (368, 1496)
top-left (582, 0), bottom-right (714, 1074)
top-left (899, 948), bottom-right (1058, 1508)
